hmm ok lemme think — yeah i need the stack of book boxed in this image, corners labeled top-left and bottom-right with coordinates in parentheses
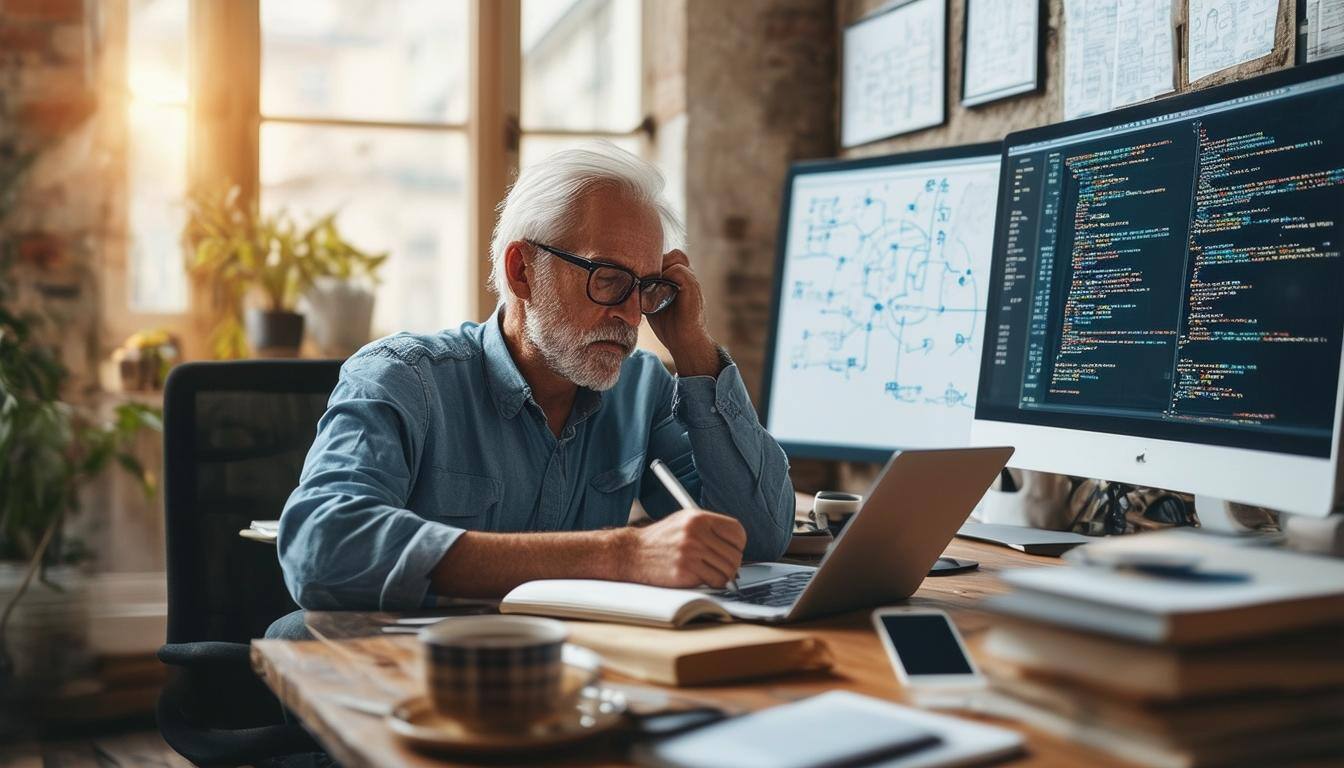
top-left (977, 529), bottom-right (1344, 768)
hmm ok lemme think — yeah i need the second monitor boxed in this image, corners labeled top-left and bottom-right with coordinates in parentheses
top-left (972, 58), bottom-right (1344, 518)
top-left (762, 144), bottom-right (1003, 461)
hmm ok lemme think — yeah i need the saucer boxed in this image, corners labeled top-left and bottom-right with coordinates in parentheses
top-left (388, 662), bottom-right (627, 755)
top-left (387, 685), bottom-right (627, 755)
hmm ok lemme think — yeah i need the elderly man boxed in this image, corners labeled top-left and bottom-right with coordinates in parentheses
top-left (272, 143), bottom-right (794, 621)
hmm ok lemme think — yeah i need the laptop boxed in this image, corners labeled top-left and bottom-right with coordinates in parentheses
top-left (707, 446), bottom-right (1014, 624)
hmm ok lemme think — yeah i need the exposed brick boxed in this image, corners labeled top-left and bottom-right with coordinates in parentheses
top-left (727, 271), bottom-right (772, 295)
top-left (0, 24), bottom-right (49, 53)
top-left (18, 63), bottom-right (86, 97)
top-left (17, 92), bottom-right (95, 136)
top-left (49, 23), bottom-right (85, 63)
top-left (3, 0), bottom-right (84, 23)
top-left (722, 215), bottom-right (749, 240)
top-left (16, 232), bottom-right (64, 270)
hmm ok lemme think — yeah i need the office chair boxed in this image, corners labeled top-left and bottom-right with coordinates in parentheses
top-left (157, 360), bottom-right (340, 766)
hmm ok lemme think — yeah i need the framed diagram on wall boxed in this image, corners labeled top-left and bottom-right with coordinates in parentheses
top-left (961, 0), bottom-right (1044, 107)
top-left (841, 0), bottom-right (948, 147)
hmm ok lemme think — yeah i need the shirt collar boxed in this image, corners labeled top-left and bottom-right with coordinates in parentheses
top-left (482, 305), bottom-right (532, 418)
top-left (482, 305), bottom-right (606, 422)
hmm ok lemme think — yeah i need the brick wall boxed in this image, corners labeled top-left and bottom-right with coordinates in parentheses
top-left (679, 0), bottom-right (838, 490)
top-left (1, 0), bottom-right (119, 397)
top-left (685, 0), bottom-right (836, 397)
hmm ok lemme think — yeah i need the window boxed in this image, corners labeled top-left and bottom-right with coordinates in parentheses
top-left (126, 0), bottom-right (189, 314)
top-left (260, 0), bottom-right (470, 336)
top-left (519, 0), bottom-right (644, 169)
top-left (119, 0), bottom-right (655, 347)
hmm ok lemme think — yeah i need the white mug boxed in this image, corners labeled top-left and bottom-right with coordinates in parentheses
top-left (813, 491), bottom-right (863, 530)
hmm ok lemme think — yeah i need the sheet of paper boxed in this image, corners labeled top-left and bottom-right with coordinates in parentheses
top-left (1188, 0), bottom-right (1279, 82)
top-left (1112, 0), bottom-right (1175, 108)
top-left (962, 0), bottom-right (1039, 106)
top-left (1307, 0), bottom-right (1344, 62)
top-left (842, 0), bottom-right (946, 147)
top-left (1064, 0), bottom-right (1119, 119)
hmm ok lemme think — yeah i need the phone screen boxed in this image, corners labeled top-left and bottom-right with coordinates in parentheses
top-left (879, 614), bottom-right (974, 676)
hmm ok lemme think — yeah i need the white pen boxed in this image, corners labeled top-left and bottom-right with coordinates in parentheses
top-left (649, 459), bottom-right (741, 594)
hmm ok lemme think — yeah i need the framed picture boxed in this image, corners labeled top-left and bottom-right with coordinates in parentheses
top-left (841, 0), bottom-right (948, 147)
top-left (961, 0), bottom-right (1044, 107)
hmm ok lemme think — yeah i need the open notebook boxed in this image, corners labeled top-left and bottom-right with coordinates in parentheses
top-left (501, 579), bottom-right (731, 628)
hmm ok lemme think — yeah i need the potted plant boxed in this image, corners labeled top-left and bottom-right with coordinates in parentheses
top-left (185, 186), bottom-right (386, 359)
top-left (298, 213), bottom-right (387, 357)
top-left (0, 156), bottom-right (161, 708)
top-left (185, 186), bottom-right (310, 358)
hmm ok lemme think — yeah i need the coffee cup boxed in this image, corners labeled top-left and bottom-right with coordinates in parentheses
top-left (419, 615), bottom-right (584, 729)
top-left (813, 491), bottom-right (863, 534)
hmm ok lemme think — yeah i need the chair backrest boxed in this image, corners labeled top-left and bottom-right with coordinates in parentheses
top-left (163, 360), bottom-right (341, 644)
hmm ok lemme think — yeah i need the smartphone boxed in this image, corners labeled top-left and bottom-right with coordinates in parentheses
top-left (871, 608), bottom-right (986, 693)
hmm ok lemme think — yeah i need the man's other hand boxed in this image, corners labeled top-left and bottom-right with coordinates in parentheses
top-left (620, 507), bottom-right (746, 589)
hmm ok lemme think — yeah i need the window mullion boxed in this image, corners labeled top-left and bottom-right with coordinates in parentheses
top-left (469, 0), bottom-right (521, 322)
top-left (187, 0), bottom-right (260, 203)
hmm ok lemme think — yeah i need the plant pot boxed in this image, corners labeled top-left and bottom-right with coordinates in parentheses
top-left (245, 308), bottom-right (305, 358)
top-left (0, 564), bottom-right (92, 708)
top-left (300, 276), bottom-right (376, 357)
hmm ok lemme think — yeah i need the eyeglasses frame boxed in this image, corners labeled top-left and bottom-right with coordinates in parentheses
top-left (525, 240), bottom-right (680, 315)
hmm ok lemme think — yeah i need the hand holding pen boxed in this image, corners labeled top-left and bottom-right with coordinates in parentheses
top-left (648, 459), bottom-right (743, 594)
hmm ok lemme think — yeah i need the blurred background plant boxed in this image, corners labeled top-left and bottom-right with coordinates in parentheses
top-left (0, 147), bottom-right (162, 682)
top-left (184, 184), bottom-right (386, 358)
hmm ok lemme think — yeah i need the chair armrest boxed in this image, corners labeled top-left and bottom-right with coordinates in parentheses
top-left (158, 641), bottom-right (252, 669)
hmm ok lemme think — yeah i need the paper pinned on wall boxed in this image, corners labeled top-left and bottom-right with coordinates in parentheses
top-left (1064, 0), bottom-right (1119, 119)
top-left (842, 0), bottom-right (946, 147)
top-left (1112, 0), bottom-right (1176, 108)
top-left (1188, 0), bottom-right (1280, 82)
top-left (1065, 0), bottom-right (1174, 119)
top-left (962, 0), bottom-right (1040, 107)
top-left (1306, 0), bottom-right (1344, 63)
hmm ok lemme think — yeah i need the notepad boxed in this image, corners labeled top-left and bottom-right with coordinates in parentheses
top-left (633, 691), bottom-right (1024, 768)
top-left (500, 579), bottom-right (732, 628)
top-left (564, 621), bottom-right (831, 686)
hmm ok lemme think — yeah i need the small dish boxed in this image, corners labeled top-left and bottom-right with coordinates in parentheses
top-left (386, 682), bottom-right (628, 755)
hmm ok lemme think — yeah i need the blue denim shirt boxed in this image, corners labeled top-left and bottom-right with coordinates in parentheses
top-left (278, 307), bottom-right (795, 610)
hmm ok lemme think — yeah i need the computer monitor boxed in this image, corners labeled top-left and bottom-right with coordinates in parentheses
top-left (972, 58), bottom-right (1344, 518)
top-left (761, 144), bottom-right (1003, 462)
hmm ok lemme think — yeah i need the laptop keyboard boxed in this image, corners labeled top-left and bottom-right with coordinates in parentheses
top-left (718, 571), bottom-right (814, 607)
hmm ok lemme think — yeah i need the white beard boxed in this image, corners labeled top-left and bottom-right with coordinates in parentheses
top-left (523, 283), bottom-right (639, 391)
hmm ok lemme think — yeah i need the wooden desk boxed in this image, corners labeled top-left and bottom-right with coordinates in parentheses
top-left (251, 539), bottom-right (1131, 767)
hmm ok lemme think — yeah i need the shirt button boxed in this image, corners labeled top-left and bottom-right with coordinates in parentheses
top-left (710, 406), bottom-right (718, 414)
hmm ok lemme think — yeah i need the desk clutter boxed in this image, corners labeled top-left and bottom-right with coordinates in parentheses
top-left (265, 608), bottom-right (1022, 767)
top-left (976, 529), bottom-right (1344, 767)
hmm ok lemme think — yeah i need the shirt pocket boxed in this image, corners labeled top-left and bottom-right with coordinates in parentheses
top-left (584, 452), bottom-right (646, 525)
top-left (427, 469), bottom-right (501, 529)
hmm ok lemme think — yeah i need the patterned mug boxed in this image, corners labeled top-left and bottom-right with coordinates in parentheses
top-left (419, 615), bottom-right (576, 729)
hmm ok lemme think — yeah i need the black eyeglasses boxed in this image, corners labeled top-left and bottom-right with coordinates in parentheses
top-left (527, 240), bottom-right (680, 315)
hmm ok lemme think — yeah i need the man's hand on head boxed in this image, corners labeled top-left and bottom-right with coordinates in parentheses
top-left (618, 507), bottom-right (746, 589)
top-left (649, 249), bottom-right (722, 377)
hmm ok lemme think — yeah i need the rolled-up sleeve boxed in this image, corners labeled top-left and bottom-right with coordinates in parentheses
top-left (641, 362), bottom-right (794, 562)
top-left (278, 349), bottom-right (464, 610)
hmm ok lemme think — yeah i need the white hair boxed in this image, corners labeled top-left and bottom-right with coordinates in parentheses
top-left (489, 140), bottom-right (684, 300)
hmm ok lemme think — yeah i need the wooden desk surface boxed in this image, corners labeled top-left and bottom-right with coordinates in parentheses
top-left (251, 539), bottom-right (1132, 768)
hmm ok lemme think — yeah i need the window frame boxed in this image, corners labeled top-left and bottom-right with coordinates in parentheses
top-left (124, 0), bottom-right (657, 348)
